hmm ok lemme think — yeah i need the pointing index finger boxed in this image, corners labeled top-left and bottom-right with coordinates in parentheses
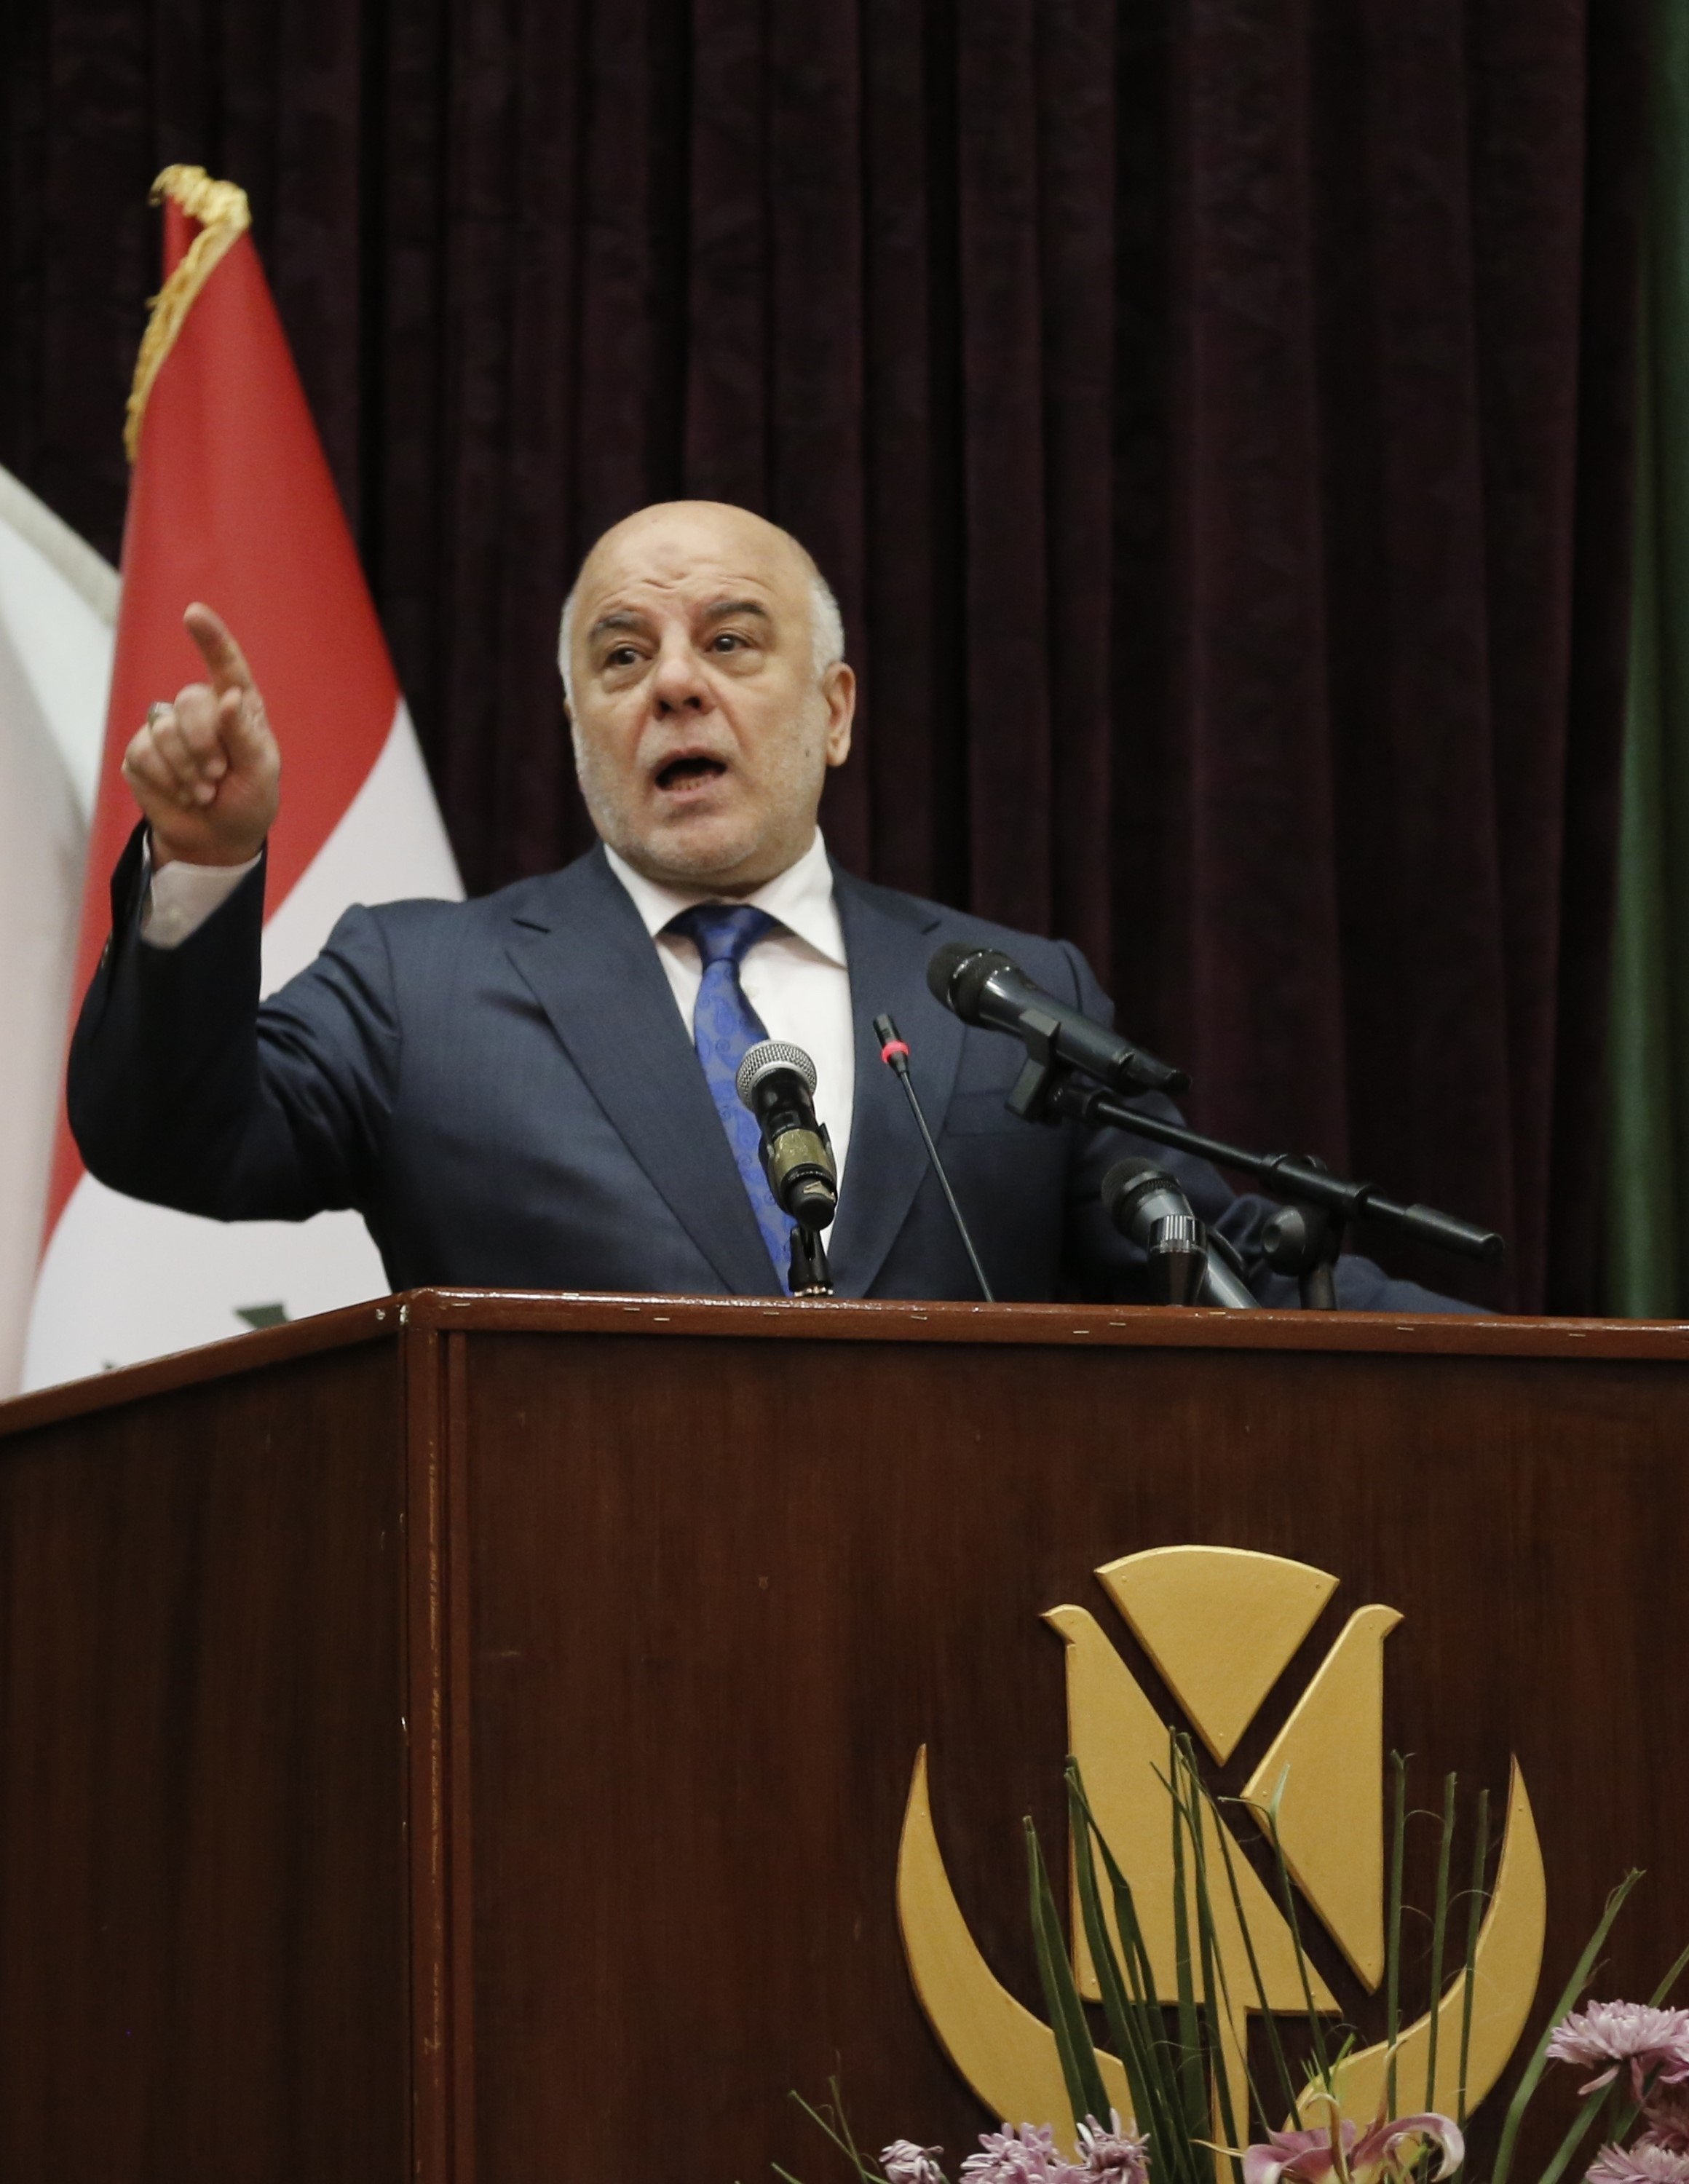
top-left (183, 601), bottom-right (255, 695)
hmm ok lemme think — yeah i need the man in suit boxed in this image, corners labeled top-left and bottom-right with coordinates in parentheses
top-left (70, 499), bottom-right (1468, 1309)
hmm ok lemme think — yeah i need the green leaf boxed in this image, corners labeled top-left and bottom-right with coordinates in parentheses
top-left (1179, 1745), bottom-right (1243, 2181)
top-left (1490, 1870), bottom-right (1642, 2184)
top-left (1027, 1816), bottom-right (1112, 2129)
top-left (1650, 1938), bottom-right (1689, 2006)
top-left (1067, 1768), bottom-right (1192, 2184)
top-left (1075, 1765), bottom-right (1214, 2184)
top-left (1168, 1738), bottom-right (1208, 2139)
top-left (1533, 2080), bottom-right (1621, 2184)
top-left (788, 2088), bottom-right (888, 2184)
top-left (1257, 1773), bottom-right (1332, 2089)
top-left (1073, 1767), bottom-right (1206, 2184)
top-left (1211, 1784), bottom-right (1302, 2126)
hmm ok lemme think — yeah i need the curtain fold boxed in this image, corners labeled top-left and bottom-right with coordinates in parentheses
top-left (0, 0), bottom-right (1648, 1308)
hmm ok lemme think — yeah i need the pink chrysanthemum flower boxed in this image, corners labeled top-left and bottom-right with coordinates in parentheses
top-left (1547, 2004), bottom-right (1689, 2097)
top-left (1075, 2111), bottom-right (1150, 2184)
top-left (1587, 2140), bottom-right (1689, 2184)
top-left (882, 2143), bottom-right (948, 2184)
top-left (1646, 2088), bottom-right (1689, 2153)
top-left (960, 2122), bottom-right (1083, 2184)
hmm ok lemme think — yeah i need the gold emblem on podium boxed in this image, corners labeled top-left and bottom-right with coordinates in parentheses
top-left (898, 1546), bottom-right (1546, 2149)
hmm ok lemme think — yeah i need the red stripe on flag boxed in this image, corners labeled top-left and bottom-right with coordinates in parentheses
top-left (44, 195), bottom-right (402, 1235)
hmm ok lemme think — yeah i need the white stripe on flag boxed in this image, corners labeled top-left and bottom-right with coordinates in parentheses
top-left (260, 698), bottom-right (459, 992)
top-left (0, 465), bottom-right (118, 819)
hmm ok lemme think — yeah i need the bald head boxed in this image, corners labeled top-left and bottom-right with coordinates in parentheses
top-left (559, 502), bottom-right (844, 703)
top-left (558, 499), bottom-right (855, 893)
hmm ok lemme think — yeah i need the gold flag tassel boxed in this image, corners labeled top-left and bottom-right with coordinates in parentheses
top-left (122, 165), bottom-right (251, 462)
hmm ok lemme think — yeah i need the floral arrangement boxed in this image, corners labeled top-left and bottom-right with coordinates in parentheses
top-left (790, 1741), bottom-right (1687, 2184)
top-left (1546, 2003), bottom-right (1689, 2184)
top-left (860, 2107), bottom-right (1459, 2184)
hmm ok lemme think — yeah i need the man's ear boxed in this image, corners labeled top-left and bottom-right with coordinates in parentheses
top-left (822, 661), bottom-right (855, 767)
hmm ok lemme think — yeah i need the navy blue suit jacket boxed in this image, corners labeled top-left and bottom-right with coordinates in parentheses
top-left (68, 831), bottom-right (1469, 1310)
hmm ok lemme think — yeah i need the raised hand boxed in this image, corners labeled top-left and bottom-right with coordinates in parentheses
top-left (122, 603), bottom-right (282, 868)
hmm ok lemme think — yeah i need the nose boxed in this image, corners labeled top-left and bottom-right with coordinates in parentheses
top-left (649, 631), bottom-right (713, 716)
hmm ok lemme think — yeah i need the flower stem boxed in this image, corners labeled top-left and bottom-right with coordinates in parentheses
top-left (1385, 1752), bottom-right (1407, 2118)
top-left (1425, 1772), bottom-right (1456, 2111)
top-left (1456, 1786), bottom-right (1489, 2131)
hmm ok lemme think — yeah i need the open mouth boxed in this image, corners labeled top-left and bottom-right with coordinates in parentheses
top-left (654, 754), bottom-right (727, 792)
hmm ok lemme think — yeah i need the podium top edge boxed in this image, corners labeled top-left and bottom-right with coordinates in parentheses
top-left (6, 1288), bottom-right (1689, 1440)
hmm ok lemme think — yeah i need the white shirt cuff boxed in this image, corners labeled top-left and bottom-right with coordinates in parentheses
top-left (139, 842), bottom-right (261, 949)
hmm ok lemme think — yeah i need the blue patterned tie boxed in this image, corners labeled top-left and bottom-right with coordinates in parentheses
top-left (666, 903), bottom-right (795, 1287)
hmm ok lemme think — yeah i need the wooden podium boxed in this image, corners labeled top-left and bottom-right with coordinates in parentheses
top-left (0, 1291), bottom-right (1684, 2184)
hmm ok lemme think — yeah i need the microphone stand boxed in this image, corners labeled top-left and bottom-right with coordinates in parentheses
top-left (1018, 1066), bottom-right (1504, 1295)
top-left (788, 1222), bottom-right (834, 1298)
top-left (1256, 1166), bottom-right (1342, 1310)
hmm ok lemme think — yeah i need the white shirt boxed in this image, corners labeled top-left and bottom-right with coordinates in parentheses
top-left (141, 847), bottom-right (263, 947)
top-left (601, 830), bottom-right (855, 1190)
top-left (141, 826), bottom-right (858, 1190)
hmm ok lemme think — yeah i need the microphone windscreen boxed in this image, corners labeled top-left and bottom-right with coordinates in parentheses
top-left (735, 1038), bottom-right (818, 1108)
top-left (926, 941), bottom-right (1016, 1021)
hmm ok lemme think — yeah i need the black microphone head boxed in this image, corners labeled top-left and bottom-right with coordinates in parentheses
top-left (925, 941), bottom-right (976, 1007)
top-left (1102, 1155), bottom-right (1164, 1216)
top-left (926, 941), bottom-right (1016, 1022)
top-left (735, 1039), bottom-right (817, 1109)
top-left (1102, 1157), bottom-right (1191, 1234)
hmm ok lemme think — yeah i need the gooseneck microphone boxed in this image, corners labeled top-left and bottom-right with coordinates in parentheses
top-left (873, 1013), bottom-right (995, 1302)
top-left (1101, 1158), bottom-right (1258, 1310)
top-left (926, 943), bottom-right (1189, 1098)
top-left (735, 1041), bottom-right (837, 1295)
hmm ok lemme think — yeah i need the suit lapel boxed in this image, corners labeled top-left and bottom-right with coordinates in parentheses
top-left (826, 869), bottom-right (965, 1297)
top-left (504, 849), bottom-right (782, 1296)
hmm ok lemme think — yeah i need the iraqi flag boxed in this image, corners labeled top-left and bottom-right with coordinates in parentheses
top-left (24, 166), bottom-right (461, 1390)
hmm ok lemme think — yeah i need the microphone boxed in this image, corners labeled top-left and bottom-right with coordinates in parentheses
top-left (874, 1013), bottom-right (996, 1302)
top-left (735, 1040), bottom-right (838, 1230)
top-left (926, 943), bottom-right (1189, 1097)
top-left (1101, 1158), bottom-right (1258, 1310)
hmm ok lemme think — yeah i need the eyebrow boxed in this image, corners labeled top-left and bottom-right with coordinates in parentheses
top-left (585, 598), bottom-right (774, 648)
top-left (587, 609), bottom-right (652, 644)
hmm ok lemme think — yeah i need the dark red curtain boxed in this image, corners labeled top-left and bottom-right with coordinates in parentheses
top-left (0, 0), bottom-right (1646, 1308)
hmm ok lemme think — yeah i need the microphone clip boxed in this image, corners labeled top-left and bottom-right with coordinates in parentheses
top-left (1258, 1160), bottom-right (1343, 1309)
